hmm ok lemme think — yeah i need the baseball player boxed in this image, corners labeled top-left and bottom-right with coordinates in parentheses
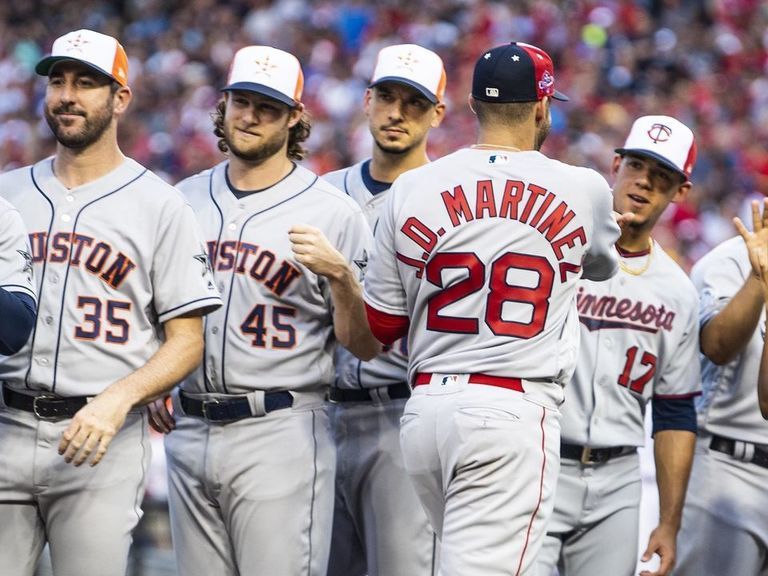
top-left (363, 42), bottom-right (621, 576)
top-left (0, 198), bottom-right (36, 355)
top-left (536, 115), bottom-right (700, 576)
top-left (673, 202), bottom-right (768, 573)
top-left (154, 46), bottom-right (376, 576)
top-left (322, 44), bottom-right (445, 576)
top-left (0, 29), bottom-right (221, 576)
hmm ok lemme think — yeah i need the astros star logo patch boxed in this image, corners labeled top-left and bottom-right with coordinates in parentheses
top-left (66, 32), bottom-right (90, 54)
top-left (253, 55), bottom-right (278, 78)
top-left (354, 249), bottom-right (368, 279)
top-left (194, 252), bottom-right (213, 276)
top-left (17, 249), bottom-right (33, 277)
top-left (396, 50), bottom-right (419, 72)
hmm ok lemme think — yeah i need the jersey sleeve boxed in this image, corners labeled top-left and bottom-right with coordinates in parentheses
top-left (691, 241), bottom-right (746, 327)
top-left (152, 202), bottom-right (222, 323)
top-left (363, 181), bottom-right (408, 317)
top-left (582, 175), bottom-right (620, 281)
top-left (0, 205), bottom-right (35, 301)
top-left (334, 204), bottom-right (372, 282)
top-left (654, 290), bottom-right (702, 399)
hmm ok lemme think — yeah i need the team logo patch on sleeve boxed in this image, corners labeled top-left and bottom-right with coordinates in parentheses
top-left (17, 249), bottom-right (33, 276)
top-left (353, 250), bottom-right (368, 280)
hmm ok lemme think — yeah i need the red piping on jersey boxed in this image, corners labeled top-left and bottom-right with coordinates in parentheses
top-left (413, 372), bottom-right (525, 392)
top-left (516, 407), bottom-right (548, 576)
top-left (653, 391), bottom-right (702, 400)
top-left (616, 244), bottom-right (651, 258)
top-left (364, 303), bottom-right (409, 345)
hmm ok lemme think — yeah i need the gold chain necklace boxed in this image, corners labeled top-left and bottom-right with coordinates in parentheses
top-left (471, 143), bottom-right (522, 152)
top-left (618, 239), bottom-right (654, 276)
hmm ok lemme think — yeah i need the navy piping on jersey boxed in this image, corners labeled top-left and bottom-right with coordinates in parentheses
top-left (157, 296), bottom-right (222, 319)
top-left (133, 414), bottom-right (149, 526)
top-left (24, 165), bottom-right (56, 390)
top-left (44, 167), bottom-right (148, 392)
top-left (202, 167), bottom-right (226, 393)
top-left (306, 409), bottom-right (319, 576)
top-left (217, 165), bottom-right (320, 394)
top-left (341, 170), bottom-right (351, 196)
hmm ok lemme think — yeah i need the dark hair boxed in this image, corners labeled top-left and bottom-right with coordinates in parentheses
top-left (212, 99), bottom-right (311, 161)
top-left (472, 99), bottom-right (537, 129)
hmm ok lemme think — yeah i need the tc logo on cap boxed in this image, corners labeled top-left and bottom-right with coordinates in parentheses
top-left (647, 123), bottom-right (673, 144)
top-left (616, 115), bottom-right (697, 179)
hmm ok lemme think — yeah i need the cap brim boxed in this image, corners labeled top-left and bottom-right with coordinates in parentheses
top-left (369, 77), bottom-right (438, 104)
top-left (552, 89), bottom-right (569, 102)
top-left (35, 56), bottom-right (120, 85)
top-left (616, 148), bottom-right (688, 180)
top-left (222, 82), bottom-right (298, 107)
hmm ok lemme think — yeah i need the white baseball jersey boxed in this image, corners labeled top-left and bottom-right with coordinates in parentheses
top-left (0, 198), bottom-right (35, 302)
top-left (324, 161), bottom-right (408, 388)
top-left (0, 157), bottom-right (222, 396)
top-left (560, 240), bottom-right (701, 447)
top-left (692, 235), bottom-right (768, 442)
top-left (177, 161), bottom-right (372, 395)
top-left (364, 148), bottom-right (621, 384)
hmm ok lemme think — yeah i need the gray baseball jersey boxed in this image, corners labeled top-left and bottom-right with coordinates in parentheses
top-left (324, 162), bottom-right (408, 389)
top-left (365, 148), bottom-right (621, 385)
top-left (176, 161), bottom-right (372, 395)
top-left (561, 240), bottom-right (701, 447)
top-left (364, 147), bottom-right (620, 575)
top-left (0, 156), bottom-right (221, 576)
top-left (0, 198), bottom-right (35, 303)
top-left (538, 241), bottom-right (701, 576)
top-left (324, 161), bottom-right (436, 576)
top-left (0, 157), bottom-right (221, 395)
top-left (675, 235), bottom-right (768, 575)
top-left (165, 160), bottom-right (372, 576)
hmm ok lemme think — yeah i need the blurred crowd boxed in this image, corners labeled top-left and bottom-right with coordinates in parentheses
top-left (1, 0), bottom-right (767, 268)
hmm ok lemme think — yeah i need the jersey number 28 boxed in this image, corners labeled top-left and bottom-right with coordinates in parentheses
top-left (425, 251), bottom-right (554, 338)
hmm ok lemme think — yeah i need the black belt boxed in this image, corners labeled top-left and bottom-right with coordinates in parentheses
top-left (709, 434), bottom-right (768, 469)
top-left (329, 383), bottom-right (411, 403)
top-left (561, 442), bottom-right (637, 465)
top-left (179, 390), bottom-right (293, 422)
top-left (2, 385), bottom-right (89, 420)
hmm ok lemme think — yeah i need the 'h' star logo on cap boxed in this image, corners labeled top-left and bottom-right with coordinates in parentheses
top-left (253, 55), bottom-right (279, 78)
top-left (396, 50), bottom-right (419, 72)
top-left (647, 123), bottom-right (672, 144)
top-left (66, 32), bottom-right (90, 54)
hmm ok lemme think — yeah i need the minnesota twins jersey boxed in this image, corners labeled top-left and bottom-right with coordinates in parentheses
top-left (178, 162), bottom-right (372, 395)
top-left (0, 157), bottom-right (222, 396)
top-left (692, 236), bottom-right (768, 443)
top-left (0, 198), bottom-right (35, 302)
top-left (560, 241), bottom-right (701, 447)
top-left (324, 161), bottom-right (408, 389)
top-left (364, 148), bottom-right (621, 385)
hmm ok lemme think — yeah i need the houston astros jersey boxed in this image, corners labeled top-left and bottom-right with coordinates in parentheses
top-left (0, 198), bottom-right (35, 303)
top-left (560, 240), bottom-right (701, 447)
top-left (364, 148), bottom-right (621, 385)
top-left (324, 161), bottom-right (408, 389)
top-left (178, 161), bottom-right (372, 395)
top-left (0, 157), bottom-right (222, 396)
top-left (692, 236), bottom-right (768, 443)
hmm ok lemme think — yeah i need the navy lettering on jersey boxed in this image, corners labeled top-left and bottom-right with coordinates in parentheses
top-left (576, 286), bottom-right (676, 333)
top-left (208, 240), bottom-right (302, 296)
top-left (28, 231), bottom-right (137, 289)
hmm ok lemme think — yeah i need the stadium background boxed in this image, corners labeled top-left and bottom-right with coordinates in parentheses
top-left (1, 0), bottom-right (765, 574)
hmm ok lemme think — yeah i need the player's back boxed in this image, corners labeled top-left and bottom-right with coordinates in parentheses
top-left (367, 147), bottom-right (619, 385)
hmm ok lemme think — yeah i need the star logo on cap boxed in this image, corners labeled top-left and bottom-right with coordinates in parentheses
top-left (511, 55), bottom-right (520, 62)
top-left (253, 55), bottom-right (278, 77)
top-left (396, 50), bottom-right (419, 72)
top-left (66, 32), bottom-right (90, 54)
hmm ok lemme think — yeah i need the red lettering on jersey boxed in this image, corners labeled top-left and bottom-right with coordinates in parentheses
top-left (537, 202), bottom-right (575, 242)
top-left (529, 191), bottom-right (554, 227)
top-left (50, 232), bottom-right (70, 263)
top-left (396, 252), bottom-right (426, 279)
top-left (558, 261), bottom-right (581, 282)
top-left (401, 217), bottom-right (438, 254)
top-left (551, 227), bottom-right (586, 260)
top-left (520, 184), bottom-right (547, 224)
top-left (499, 180), bottom-right (525, 219)
top-left (441, 185), bottom-right (473, 226)
top-left (475, 180), bottom-right (497, 219)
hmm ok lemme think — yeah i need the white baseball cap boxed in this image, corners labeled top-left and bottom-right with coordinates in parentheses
top-left (615, 115), bottom-right (697, 180)
top-left (222, 46), bottom-right (304, 107)
top-left (370, 44), bottom-right (446, 104)
top-left (36, 29), bottom-right (129, 87)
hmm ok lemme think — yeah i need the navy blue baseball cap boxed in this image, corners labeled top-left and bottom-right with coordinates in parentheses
top-left (472, 42), bottom-right (568, 103)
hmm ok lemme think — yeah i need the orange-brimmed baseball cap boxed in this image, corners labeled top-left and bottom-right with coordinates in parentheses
top-left (616, 115), bottom-right (697, 180)
top-left (370, 44), bottom-right (446, 104)
top-left (222, 46), bottom-right (304, 107)
top-left (36, 29), bottom-right (129, 87)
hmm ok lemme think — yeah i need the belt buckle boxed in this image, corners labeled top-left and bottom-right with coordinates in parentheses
top-left (201, 398), bottom-right (220, 420)
top-left (32, 395), bottom-right (60, 421)
top-left (580, 446), bottom-right (593, 465)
